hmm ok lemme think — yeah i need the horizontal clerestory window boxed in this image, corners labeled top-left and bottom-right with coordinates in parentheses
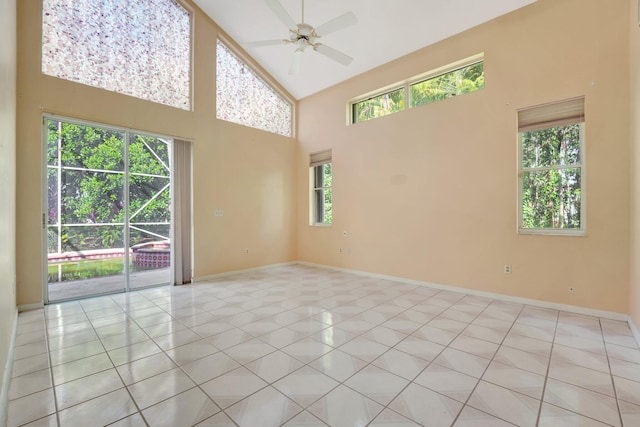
top-left (350, 55), bottom-right (484, 124)
top-left (352, 87), bottom-right (406, 124)
top-left (410, 61), bottom-right (484, 108)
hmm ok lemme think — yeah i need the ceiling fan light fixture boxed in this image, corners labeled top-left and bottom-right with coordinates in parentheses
top-left (248, 0), bottom-right (357, 74)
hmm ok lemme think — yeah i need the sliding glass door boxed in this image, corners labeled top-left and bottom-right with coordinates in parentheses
top-left (45, 117), bottom-right (172, 302)
top-left (127, 133), bottom-right (172, 292)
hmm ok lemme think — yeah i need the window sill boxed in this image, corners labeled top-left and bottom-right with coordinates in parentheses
top-left (311, 223), bottom-right (332, 227)
top-left (518, 228), bottom-right (585, 237)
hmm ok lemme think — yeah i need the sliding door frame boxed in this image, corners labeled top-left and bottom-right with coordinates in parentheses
top-left (41, 113), bottom-right (186, 304)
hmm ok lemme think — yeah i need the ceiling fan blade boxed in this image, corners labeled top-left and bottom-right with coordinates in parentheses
top-left (264, 0), bottom-right (297, 31)
top-left (314, 44), bottom-right (353, 66)
top-left (315, 12), bottom-right (357, 37)
top-left (244, 39), bottom-right (289, 48)
top-left (289, 50), bottom-right (304, 75)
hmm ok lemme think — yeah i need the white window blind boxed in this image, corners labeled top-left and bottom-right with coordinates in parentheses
top-left (310, 149), bottom-right (332, 167)
top-left (518, 97), bottom-right (585, 132)
top-left (172, 139), bottom-right (192, 285)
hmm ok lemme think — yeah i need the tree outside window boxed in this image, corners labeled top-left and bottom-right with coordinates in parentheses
top-left (351, 59), bottom-right (484, 124)
top-left (518, 97), bottom-right (585, 235)
top-left (314, 163), bottom-right (332, 224)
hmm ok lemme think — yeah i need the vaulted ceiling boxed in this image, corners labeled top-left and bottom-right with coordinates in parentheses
top-left (194, 0), bottom-right (538, 99)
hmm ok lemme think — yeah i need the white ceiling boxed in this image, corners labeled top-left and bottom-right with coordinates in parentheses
top-left (194, 0), bottom-right (538, 100)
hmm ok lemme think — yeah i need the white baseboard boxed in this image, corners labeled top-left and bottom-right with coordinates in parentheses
top-left (17, 302), bottom-right (43, 313)
top-left (191, 260), bottom-right (628, 323)
top-left (297, 261), bottom-right (628, 322)
top-left (0, 308), bottom-right (18, 427)
top-left (629, 317), bottom-right (640, 346)
top-left (193, 262), bottom-right (297, 283)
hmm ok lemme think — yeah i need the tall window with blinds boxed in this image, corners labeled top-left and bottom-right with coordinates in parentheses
top-left (310, 150), bottom-right (332, 225)
top-left (518, 97), bottom-right (585, 235)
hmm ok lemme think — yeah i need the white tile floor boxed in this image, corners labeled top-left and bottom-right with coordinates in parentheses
top-left (6, 264), bottom-right (640, 427)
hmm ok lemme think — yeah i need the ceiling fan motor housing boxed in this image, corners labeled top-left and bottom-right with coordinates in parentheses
top-left (291, 23), bottom-right (316, 50)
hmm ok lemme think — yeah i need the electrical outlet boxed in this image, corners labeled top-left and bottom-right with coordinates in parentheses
top-left (504, 265), bottom-right (511, 274)
top-left (245, 249), bottom-right (249, 254)
top-left (338, 248), bottom-right (343, 253)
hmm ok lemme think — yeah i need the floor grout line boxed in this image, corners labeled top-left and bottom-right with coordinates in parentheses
top-left (533, 309), bottom-right (559, 427)
top-left (7, 266), bottom-right (639, 426)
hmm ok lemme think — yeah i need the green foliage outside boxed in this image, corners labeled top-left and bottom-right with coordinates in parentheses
top-left (353, 87), bottom-right (405, 123)
top-left (47, 257), bottom-right (155, 283)
top-left (314, 163), bottom-right (332, 224)
top-left (521, 124), bottom-right (582, 229)
top-left (410, 62), bottom-right (484, 107)
top-left (322, 163), bottom-right (332, 224)
top-left (47, 120), bottom-right (171, 254)
top-left (353, 62), bottom-right (485, 123)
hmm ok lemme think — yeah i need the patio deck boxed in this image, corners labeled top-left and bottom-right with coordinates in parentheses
top-left (48, 268), bottom-right (170, 302)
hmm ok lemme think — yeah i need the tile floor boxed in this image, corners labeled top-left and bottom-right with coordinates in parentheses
top-left (6, 264), bottom-right (640, 427)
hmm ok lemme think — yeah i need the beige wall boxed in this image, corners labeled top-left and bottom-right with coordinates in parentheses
top-left (0, 0), bottom-right (17, 410)
top-left (297, 0), bottom-right (631, 314)
top-left (631, 0), bottom-right (640, 331)
top-left (16, 0), bottom-right (297, 306)
top-left (13, 0), bottom-right (638, 319)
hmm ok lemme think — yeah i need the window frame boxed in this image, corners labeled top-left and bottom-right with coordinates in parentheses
top-left (309, 150), bottom-right (332, 227)
top-left (409, 61), bottom-right (485, 109)
top-left (349, 53), bottom-right (484, 125)
top-left (517, 119), bottom-right (586, 236)
top-left (41, 0), bottom-right (193, 111)
top-left (216, 37), bottom-right (295, 137)
top-left (351, 86), bottom-right (406, 124)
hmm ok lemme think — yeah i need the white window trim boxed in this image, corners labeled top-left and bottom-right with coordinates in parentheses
top-left (40, 112), bottom-right (192, 303)
top-left (312, 222), bottom-right (333, 228)
top-left (349, 86), bottom-right (405, 125)
top-left (309, 150), bottom-right (332, 226)
top-left (517, 123), bottom-right (586, 236)
top-left (348, 53), bottom-right (484, 125)
top-left (311, 164), bottom-right (332, 226)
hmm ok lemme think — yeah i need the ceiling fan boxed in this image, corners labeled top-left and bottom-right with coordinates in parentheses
top-left (245, 0), bottom-right (357, 75)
